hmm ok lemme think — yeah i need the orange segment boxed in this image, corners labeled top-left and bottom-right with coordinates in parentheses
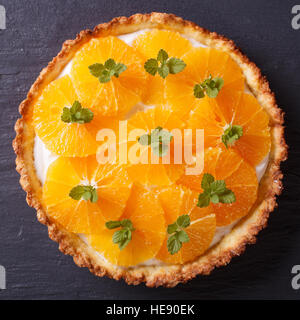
top-left (165, 47), bottom-right (245, 118)
top-left (32, 75), bottom-right (117, 157)
top-left (155, 185), bottom-right (216, 264)
top-left (187, 92), bottom-right (271, 166)
top-left (43, 156), bottom-right (132, 233)
top-left (89, 184), bottom-right (166, 266)
top-left (133, 30), bottom-right (193, 105)
top-left (123, 106), bottom-right (185, 186)
top-left (177, 148), bottom-right (258, 226)
top-left (70, 36), bottom-right (147, 116)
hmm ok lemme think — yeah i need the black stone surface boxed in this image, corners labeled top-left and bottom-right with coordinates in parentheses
top-left (0, 0), bottom-right (299, 300)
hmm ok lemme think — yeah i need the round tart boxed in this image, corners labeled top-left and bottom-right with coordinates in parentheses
top-left (13, 13), bottom-right (287, 287)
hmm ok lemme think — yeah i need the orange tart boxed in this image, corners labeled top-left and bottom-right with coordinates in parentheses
top-left (13, 13), bottom-right (287, 287)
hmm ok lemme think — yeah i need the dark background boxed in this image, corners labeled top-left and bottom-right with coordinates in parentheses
top-left (0, 0), bottom-right (299, 300)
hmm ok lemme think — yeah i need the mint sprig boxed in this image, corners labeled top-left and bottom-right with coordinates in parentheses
top-left (194, 74), bottom-right (224, 98)
top-left (61, 100), bottom-right (93, 124)
top-left (69, 185), bottom-right (98, 203)
top-left (89, 58), bottom-right (127, 83)
top-left (222, 125), bottom-right (243, 148)
top-left (105, 219), bottom-right (135, 250)
top-left (197, 173), bottom-right (235, 208)
top-left (138, 126), bottom-right (173, 157)
top-left (144, 49), bottom-right (186, 79)
top-left (167, 214), bottom-right (190, 255)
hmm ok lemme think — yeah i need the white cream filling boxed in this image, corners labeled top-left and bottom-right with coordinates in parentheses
top-left (33, 29), bottom-right (269, 267)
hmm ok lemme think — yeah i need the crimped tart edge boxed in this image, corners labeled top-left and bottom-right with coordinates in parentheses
top-left (13, 12), bottom-right (287, 287)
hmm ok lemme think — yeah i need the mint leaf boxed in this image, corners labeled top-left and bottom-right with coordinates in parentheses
top-left (118, 237), bottom-right (131, 250)
top-left (177, 214), bottom-right (190, 228)
top-left (114, 63), bottom-right (127, 77)
top-left (151, 126), bottom-right (173, 144)
top-left (166, 214), bottom-right (191, 255)
top-left (99, 69), bottom-right (112, 83)
top-left (201, 173), bottom-right (215, 190)
top-left (138, 127), bottom-right (173, 158)
top-left (197, 174), bottom-right (236, 207)
top-left (151, 142), bottom-right (169, 157)
top-left (193, 84), bottom-right (205, 98)
top-left (144, 49), bottom-right (186, 78)
top-left (167, 222), bottom-right (178, 234)
top-left (88, 63), bottom-right (105, 77)
top-left (70, 100), bottom-right (82, 114)
top-left (206, 86), bottom-right (219, 98)
top-left (61, 101), bottom-right (93, 124)
top-left (89, 59), bottom-right (127, 83)
top-left (158, 63), bottom-right (169, 79)
top-left (167, 235), bottom-right (182, 255)
top-left (121, 219), bottom-right (134, 229)
top-left (194, 75), bottom-right (224, 99)
top-left (106, 218), bottom-right (134, 250)
top-left (104, 58), bottom-right (116, 70)
top-left (69, 185), bottom-right (98, 203)
top-left (61, 107), bottom-right (72, 123)
top-left (177, 230), bottom-right (189, 243)
top-left (167, 58), bottom-right (186, 74)
top-left (105, 221), bottom-right (122, 229)
top-left (138, 134), bottom-right (151, 146)
top-left (210, 194), bottom-right (219, 204)
top-left (157, 49), bottom-right (168, 63)
top-left (222, 125), bottom-right (243, 148)
top-left (214, 77), bottom-right (224, 91)
top-left (144, 59), bottom-right (158, 76)
top-left (113, 229), bottom-right (127, 243)
top-left (219, 189), bottom-right (236, 204)
top-left (197, 191), bottom-right (211, 208)
top-left (210, 180), bottom-right (226, 194)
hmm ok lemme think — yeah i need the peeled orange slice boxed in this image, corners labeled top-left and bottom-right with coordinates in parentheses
top-left (177, 148), bottom-right (258, 226)
top-left (187, 93), bottom-right (271, 166)
top-left (133, 30), bottom-right (193, 105)
top-left (89, 184), bottom-right (166, 266)
top-left (70, 36), bottom-right (147, 116)
top-left (43, 156), bottom-right (132, 233)
top-left (123, 105), bottom-right (185, 186)
top-left (165, 47), bottom-right (245, 118)
top-left (155, 185), bottom-right (216, 264)
top-left (32, 75), bottom-right (117, 157)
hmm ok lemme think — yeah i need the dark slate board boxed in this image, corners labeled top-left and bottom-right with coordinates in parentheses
top-left (0, 0), bottom-right (299, 300)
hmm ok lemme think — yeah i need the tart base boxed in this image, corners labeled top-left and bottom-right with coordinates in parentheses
top-left (13, 12), bottom-right (287, 287)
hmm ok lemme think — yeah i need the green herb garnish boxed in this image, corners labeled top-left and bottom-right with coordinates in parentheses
top-left (89, 58), bottom-right (127, 83)
top-left (61, 100), bottom-right (93, 124)
top-left (138, 126), bottom-right (173, 157)
top-left (193, 74), bottom-right (224, 98)
top-left (167, 215), bottom-right (190, 255)
top-left (197, 173), bottom-right (235, 208)
top-left (69, 185), bottom-right (98, 203)
top-left (222, 124), bottom-right (243, 148)
top-left (105, 219), bottom-right (135, 250)
top-left (144, 49), bottom-right (186, 79)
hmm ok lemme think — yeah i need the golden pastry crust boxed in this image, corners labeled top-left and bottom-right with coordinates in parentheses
top-left (13, 12), bottom-right (287, 287)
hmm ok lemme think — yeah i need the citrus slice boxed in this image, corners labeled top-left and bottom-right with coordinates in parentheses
top-left (70, 36), bottom-right (147, 116)
top-left (43, 156), bottom-right (132, 233)
top-left (32, 75), bottom-right (117, 157)
top-left (177, 147), bottom-right (258, 226)
top-left (132, 30), bottom-right (193, 105)
top-left (123, 105), bottom-right (185, 186)
top-left (165, 47), bottom-right (245, 118)
top-left (89, 184), bottom-right (166, 266)
top-left (155, 185), bottom-right (216, 264)
top-left (187, 93), bottom-right (271, 166)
